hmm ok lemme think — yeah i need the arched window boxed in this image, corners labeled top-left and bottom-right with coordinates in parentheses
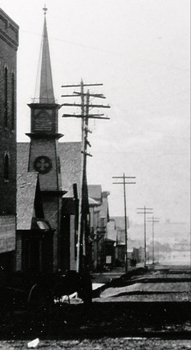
top-left (4, 152), bottom-right (9, 181)
top-left (11, 72), bottom-right (15, 130)
top-left (4, 67), bottom-right (8, 127)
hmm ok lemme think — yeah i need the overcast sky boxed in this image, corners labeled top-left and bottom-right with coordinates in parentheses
top-left (1, 0), bottom-right (190, 224)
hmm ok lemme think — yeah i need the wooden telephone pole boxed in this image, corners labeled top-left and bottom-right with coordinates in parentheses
top-left (137, 206), bottom-right (153, 268)
top-left (113, 174), bottom-right (136, 274)
top-left (61, 80), bottom-right (110, 274)
top-left (147, 216), bottom-right (159, 266)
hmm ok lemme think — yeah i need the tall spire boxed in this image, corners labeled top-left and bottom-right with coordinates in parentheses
top-left (39, 6), bottom-right (55, 103)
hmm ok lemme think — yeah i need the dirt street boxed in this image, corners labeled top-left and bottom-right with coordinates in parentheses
top-left (0, 338), bottom-right (191, 349)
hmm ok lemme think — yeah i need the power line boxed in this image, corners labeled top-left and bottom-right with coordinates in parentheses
top-left (147, 216), bottom-right (160, 266)
top-left (137, 206), bottom-right (153, 268)
top-left (61, 79), bottom-right (110, 274)
top-left (113, 174), bottom-right (136, 274)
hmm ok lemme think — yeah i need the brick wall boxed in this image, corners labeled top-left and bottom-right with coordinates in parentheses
top-left (0, 9), bottom-right (18, 216)
top-left (0, 10), bottom-right (18, 269)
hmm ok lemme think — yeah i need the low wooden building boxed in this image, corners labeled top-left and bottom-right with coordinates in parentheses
top-left (88, 186), bottom-right (110, 271)
top-left (104, 238), bottom-right (115, 268)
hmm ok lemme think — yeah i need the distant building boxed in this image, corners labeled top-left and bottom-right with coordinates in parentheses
top-left (115, 240), bottom-right (125, 266)
top-left (104, 238), bottom-right (115, 268)
top-left (59, 142), bottom-right (82, 272)
top-left (0, 9), bottom-right (19, 272)
top-left (88, 186), bottom-right (110, 271)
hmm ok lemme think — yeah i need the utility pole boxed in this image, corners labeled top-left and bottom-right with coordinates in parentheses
top-left (137, 206), bottom-right (153, 268)
top-left (113, 174), bottom-right (136, 274)
top-left (147, 216), bottom-right (159, 266)
top-left (61, 80), bottom-right (110, 274)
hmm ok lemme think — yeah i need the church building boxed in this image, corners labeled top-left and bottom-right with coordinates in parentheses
top-left (17, 8), bottom-right (83, 273)
top-left (26, 7), bottom-right (64, 271)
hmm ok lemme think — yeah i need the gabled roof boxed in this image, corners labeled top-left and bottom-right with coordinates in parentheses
top-left (17, 172), bottom-right (38, 230)
top-left (99, 196), bottom-right (109, 219)
top-left (116, 239), bottom-right (125, 245)
top-left (17, 142), bottom-right (82, 198)
top-left (17, 142), bottom-right (30, 174)
top-left (88, 185), bottom-right (102, 205)
top-left (88, 185), bottom-right (110, 220)
top-left (89, 197), bottom-right (101, 206)
top-left (58, 142), bottom-right (82, 197)
top-left (111, 216), bottom-right (125, 230)
top-left (105, 238), bottom-right (115, 243)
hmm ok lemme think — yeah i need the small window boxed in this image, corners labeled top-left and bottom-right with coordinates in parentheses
top-left (4, 67), bottom-right (8, 128)
top-left (4, 152), bottom-right (9, 181)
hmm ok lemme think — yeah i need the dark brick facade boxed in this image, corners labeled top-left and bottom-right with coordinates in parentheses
top-left (0, 9), bottom-right (18, 215)
top-left (0, 9), bottom-right (18, 267)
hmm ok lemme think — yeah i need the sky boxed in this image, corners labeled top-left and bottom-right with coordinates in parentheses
top-left (1, 0), bottom-right (190, 224)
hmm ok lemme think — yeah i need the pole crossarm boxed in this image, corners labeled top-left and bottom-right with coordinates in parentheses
top-left (73, 91), bottom-right (106, 99)
top-left (61, 83), bottom-right (103, 88)
top-left (112, 173), bottom-right (136, 274)
top-left (62, 114), bottom-right (110, 119)
top-left (113, 182), bottom-right (136, 185)
top-left (147, 216), bottom-right (160, 265)
top-left (61, 103), bottom-right (110, 108)
top-left (61, 95), bottom-right (81, 98)
top-left (137, 206), bottom-right (153, 268)
top-left (61, 79), bottom-right (110, 276)
top-left (137, 208), bottom-right (153, 211)
top-left (137, 212), bottom-right (153, 214)
top-left (113, 176), bottom-right (136, 179)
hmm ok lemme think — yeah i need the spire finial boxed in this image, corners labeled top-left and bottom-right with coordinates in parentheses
top-left (38, 4), bottom-right (55, 103)
top-left (43, 4), bottom-right (48, 15)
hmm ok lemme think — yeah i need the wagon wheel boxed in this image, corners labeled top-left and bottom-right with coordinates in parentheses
top-left (26, 284), bottom-right (49, 333)
top-left (27, 284), bottom-right (47, 314)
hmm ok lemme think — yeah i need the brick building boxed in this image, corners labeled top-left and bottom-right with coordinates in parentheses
top-left (0, 9), bottom-right (19, 272)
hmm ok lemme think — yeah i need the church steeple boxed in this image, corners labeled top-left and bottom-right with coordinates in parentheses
top-left (28, 7), bottom-right (62, 136)
top-left (27, 6), bottom-right (63, 272)
top-left (39, 6), bottom-right (55, 103)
